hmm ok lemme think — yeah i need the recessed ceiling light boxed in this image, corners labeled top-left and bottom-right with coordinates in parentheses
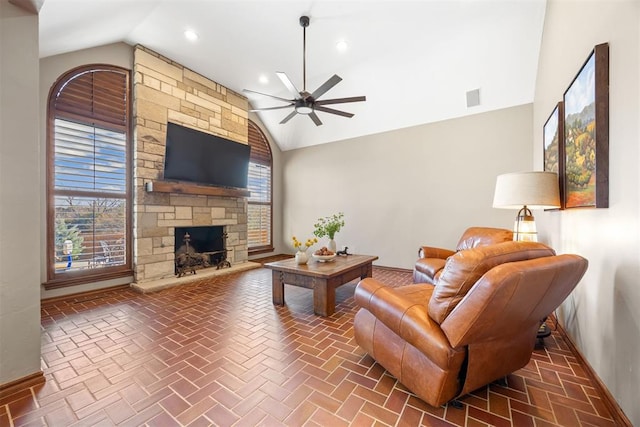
top-left (258, 74), bottom-right (269, 84)
top-left (336, 40), bottom-right (348, 52)
top-left (184, 30), bottom-right (199, 42)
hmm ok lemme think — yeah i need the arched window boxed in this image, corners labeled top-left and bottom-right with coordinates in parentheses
top-left (247, 120), bottom-right (273, 254)
top-left (45, 65), bottom-right (132, 288)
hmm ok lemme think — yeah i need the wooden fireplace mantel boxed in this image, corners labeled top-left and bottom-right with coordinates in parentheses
top-left (145, 181), bottom-right (251, 198)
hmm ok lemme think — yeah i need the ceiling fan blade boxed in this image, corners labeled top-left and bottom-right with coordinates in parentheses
top-left (309, 112), bottom-right (323, 126)
top-left (242, 88), bottom-right (294, 104)
top-left (280, 110), bottom-right (298, 124)
top-left (310, 74), bottom-right (342, 100)
top-left (276, 72), bottom-right (302, 100)
top-left (249, 105), bottom-right (294, 112)
top-left (315, 96), bottom-right (366, 106)
top-left (314, 105), bottom-right (355, 118)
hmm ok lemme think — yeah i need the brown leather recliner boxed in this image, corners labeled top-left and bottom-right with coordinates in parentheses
top-left (354, 241), bottom-right (588, 407)
top-left (413, 227), bottom-right (513, 284)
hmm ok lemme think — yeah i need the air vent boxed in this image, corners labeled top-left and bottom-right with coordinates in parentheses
top-left (466, 88), bottom-right (480, 108)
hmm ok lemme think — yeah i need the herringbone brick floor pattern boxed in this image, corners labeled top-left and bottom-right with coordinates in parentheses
top-left (1, 266), bottom-right (617, 426)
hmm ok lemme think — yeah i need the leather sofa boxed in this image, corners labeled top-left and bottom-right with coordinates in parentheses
top-left (354, 241), bottom-right (588, 407)
top-left (413, 227), bottom-right (513, 284)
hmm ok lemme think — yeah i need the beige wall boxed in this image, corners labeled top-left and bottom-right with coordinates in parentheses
top-left (282, 104), bottom-right (534, 268)
top-left (0, 1), bottom-right (41, 384)
top-left (534, 1), bottom-right (640, 424)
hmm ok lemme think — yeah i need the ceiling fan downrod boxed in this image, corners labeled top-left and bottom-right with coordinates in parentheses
top-left (300, 15), bottom-right (309, 93)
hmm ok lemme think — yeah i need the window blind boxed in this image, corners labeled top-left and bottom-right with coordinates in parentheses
top-left (247, 121), bottom-right (273, 249)
top-left (54, 69), bottom-right (128, 129)
top-left (54, 119), bottom-right (127, 194)
top-left (48, 66), bottom-right (130, 284)
top-left (248, 121), bottom-right (271, 165)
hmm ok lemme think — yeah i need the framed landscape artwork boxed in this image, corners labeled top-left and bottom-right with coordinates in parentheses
top-left (562, 42), bottom-right (609, 208)
top-left (543, 101), bottom-right (564, 209)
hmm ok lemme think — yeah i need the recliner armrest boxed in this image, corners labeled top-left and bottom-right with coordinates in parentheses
top-left (355, 278), bottom-right (459, 370)
top-left (418, 246), bottom-right (456, 259)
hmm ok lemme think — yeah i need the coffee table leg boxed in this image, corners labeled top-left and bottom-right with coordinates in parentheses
top-left (313, 278), bottom-right (333, 317)
top-left (272, 270), bottom-right (284, 306)
top-left (362, 263), bottom-right (373, 279)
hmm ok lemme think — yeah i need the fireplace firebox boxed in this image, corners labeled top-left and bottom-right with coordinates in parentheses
top-left (174, 226), bottom-right (230, 276)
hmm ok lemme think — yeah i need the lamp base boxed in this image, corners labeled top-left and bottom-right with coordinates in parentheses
top-left (514, 205), bottom-right (537, 242)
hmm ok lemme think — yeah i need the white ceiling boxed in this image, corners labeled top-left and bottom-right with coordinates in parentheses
top-left (38, 0), bottom-right (546, 151)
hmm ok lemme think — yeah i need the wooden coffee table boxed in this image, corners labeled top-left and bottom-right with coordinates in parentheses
top-left (264, 254), bottom-right (378, 316)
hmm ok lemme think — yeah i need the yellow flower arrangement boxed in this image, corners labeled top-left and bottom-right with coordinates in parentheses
top-left (292, 236), bottom-right (317, 251)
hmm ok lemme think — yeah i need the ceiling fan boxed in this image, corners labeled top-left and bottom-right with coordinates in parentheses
top-left (243, 15), bottom-right (366, 126)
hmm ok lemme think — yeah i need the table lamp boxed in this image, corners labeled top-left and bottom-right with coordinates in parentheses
top-left (492, 172), bottom-right (561, 242)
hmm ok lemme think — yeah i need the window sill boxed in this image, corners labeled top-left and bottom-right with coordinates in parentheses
top-left (249, 246), bottom-right (275, 256)
top-left (43, 268), bottom-right (133, 290)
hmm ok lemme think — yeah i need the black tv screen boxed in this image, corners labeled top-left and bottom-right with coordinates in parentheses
top-left (163, 122), bottom-right (250, 189)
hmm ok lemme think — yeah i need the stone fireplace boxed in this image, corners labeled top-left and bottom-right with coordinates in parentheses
top-left (132, 45), bottom-right (250, 284)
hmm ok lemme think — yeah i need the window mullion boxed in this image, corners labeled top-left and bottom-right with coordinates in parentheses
top-left (93, 126), bottom-right (97, 191)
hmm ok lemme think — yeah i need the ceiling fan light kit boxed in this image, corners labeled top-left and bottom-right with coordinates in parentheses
top-left (295, 103), bottom-right (313, 115)
top-left (243, 15), bottom-right (366, 126)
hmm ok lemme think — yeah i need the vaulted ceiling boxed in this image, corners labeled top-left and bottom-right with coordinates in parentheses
top-left (38, 0), bottom-right (546, 151)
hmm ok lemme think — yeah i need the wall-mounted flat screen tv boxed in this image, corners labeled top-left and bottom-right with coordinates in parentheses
top-left (163, 122), bottom-right (250, 189)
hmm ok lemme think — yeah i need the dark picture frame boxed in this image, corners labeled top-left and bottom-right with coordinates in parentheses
top-left (543, 101), bottom-right (565, 209)
top-left (562, 42), bottom-right (609, 208)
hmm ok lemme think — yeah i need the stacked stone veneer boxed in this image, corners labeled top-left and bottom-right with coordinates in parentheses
top-left (133, 45), bottom-right (249, 283)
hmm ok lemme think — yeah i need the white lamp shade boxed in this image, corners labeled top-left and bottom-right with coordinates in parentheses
top-left (493, 171), bottom-right (560, 209)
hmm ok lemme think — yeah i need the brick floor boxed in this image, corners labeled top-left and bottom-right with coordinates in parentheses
top-left (2, 265), bottom-right (617, 426)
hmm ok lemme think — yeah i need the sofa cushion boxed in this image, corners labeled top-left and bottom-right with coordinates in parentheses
top-left (428, 241), bottom-right (555, 324)
top-left (455, 227), bottom-right (514, 251)
top-left (354, 279), bottom-right (459, 370)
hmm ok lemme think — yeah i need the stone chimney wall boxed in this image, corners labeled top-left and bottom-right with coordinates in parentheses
top-left (133, 45), bottom-right (249, 283)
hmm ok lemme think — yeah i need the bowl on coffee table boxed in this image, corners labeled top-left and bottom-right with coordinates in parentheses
top-left (312, 253), bottom-right (337, 262)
